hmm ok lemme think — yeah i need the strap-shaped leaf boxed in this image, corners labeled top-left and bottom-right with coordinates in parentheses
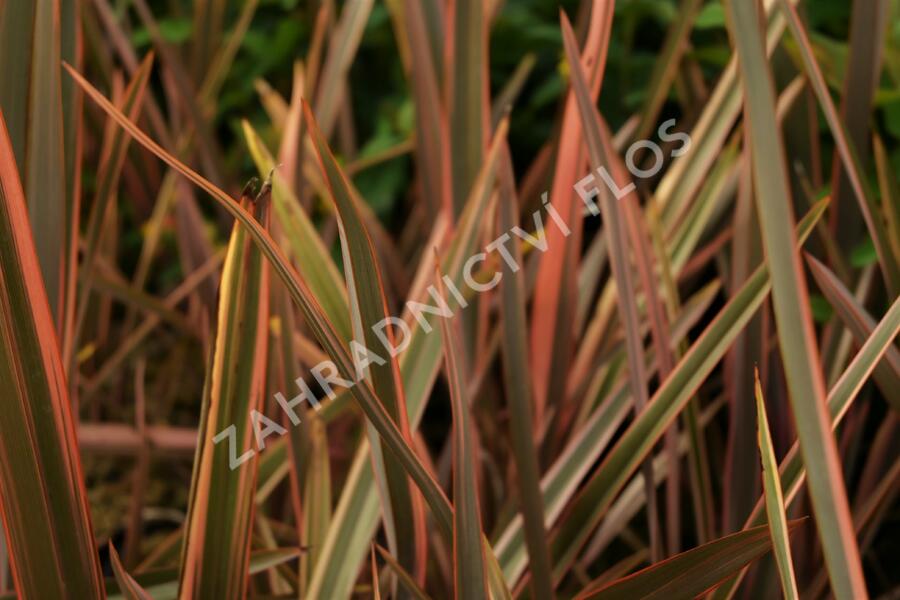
top-left (576, 522), bottom-right (802, 600)
top-left (724, 1), bottom-right (866, 596)
top-left (313, 0), bottom-right (374, 137)
top-left (548, 199), bottom-right (827, 580)
top-left (435, 262), bottom-right (488, 599)
top-left (494, 281), bottom-right (723, 584)
top-left (70, 53), bottom-right (154, 369)
top-left (0, 110), bottom-right (105, 599)
top-left (401, 0), bottom-right (447, 215)
top-left (304, 101), bottom-right (427, 586)
top-left (242, 120), bottom-right (352, 342)
top-left (0, 0), bottom-right (68, 322)
top-left (530, 0), bottom-right (613, 436)
top-left (776, 0), bottom-right (899, 296)
top-left (560, 9), bottom-right (662, 561)
top-left (67, 63), bottom-right (512, 600)
top-left (712, 292), bottom-right (900, 599)
top-left (447, 0), bottom-right (486, 217)
top-left (105, 548), bottom-right (302, 600)
top-left (179, 184), bottom-right (271, 599)
top-left (755, 372), bottom-right (799, 600)
top-left (496, 148), bottom-right (554, 598)
top-left (376, 545), bottom-right (433, 600)
top-left (806, 253), bottom-right (900, 411)
top-left (110, 543), bottom-right (153, 600)
top-left (307, 118), bottom-right (512, 599)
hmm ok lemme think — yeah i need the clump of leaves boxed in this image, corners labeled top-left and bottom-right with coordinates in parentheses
top-left (0, 0), bottom-right (898, 599)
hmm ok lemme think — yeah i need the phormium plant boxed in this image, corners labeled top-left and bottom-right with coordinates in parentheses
top-left (0, 0), bottom-right (897, 598)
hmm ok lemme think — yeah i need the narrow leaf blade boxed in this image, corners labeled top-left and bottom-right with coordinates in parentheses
top-left (755, 371), bottom-right (800, 600)
top-left (577, 523), bottom-right (802, 600)
top-left (0, 109), bottom-right (105, 599)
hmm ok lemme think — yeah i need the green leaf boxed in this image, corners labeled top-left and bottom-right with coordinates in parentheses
top-left (132, 17), bottom-right (192, 47)
top-left (242, 120), bottom-right (352, 342)
top-left (777, 0), bottom-right (900, 295)
top-left (493, 281), bottom-right (717, 584)
top-left (755, 371), bottom-right (800, 600)
top-left (655, 0), bottom-right (789, 230)
top-left (0, 111), bottom-right (105, 599)
top-left (873, 135), bottom-right (900, 267)
top-left (695, 2), bottom-right (726, 29)
top-left (305, 441), bottom-right (380, 600)
top-left (69, 63), bottom-right (512, 600)
top-left (850, 238), bottom-right (878, 268)
top-left (434, 261), bottom-right (489, 599)
top-left (547, 198), bottom-right (828, 580)
top-left (810, 294), bottom-right (834, 322)
top-left (178, 183), bottom-right (271, 598)
top-left (299, 416), bottom-right (332, 591)
top-left (308, 117), bottom-right (513, 600)
top-left (449, 0), bottom-right (486, 216)
top-left (304, 100), bottom-right (426, 585)
top-left (0, 0), bottom-right (68, 323)
top-left (712, 292), bottom-right (900, 599)
top-left (106, 547), bottom-right (302, 600)
top-left (496, 149), bottom-right (554, 599)
top-left (725, 1), bottom-right (867, 597)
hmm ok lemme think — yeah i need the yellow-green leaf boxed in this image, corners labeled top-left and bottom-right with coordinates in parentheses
top-left (755, 370), bottom-right (799, 600)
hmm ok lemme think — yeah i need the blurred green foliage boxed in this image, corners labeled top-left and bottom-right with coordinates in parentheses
top-left (124, 0), bottom-right (900, 237)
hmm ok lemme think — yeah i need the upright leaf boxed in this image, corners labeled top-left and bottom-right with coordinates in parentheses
top-left (434, 262), bottom-right (488, 600)
top-left (306, 442), bottom-right (380, 600)
top-left (826, 0), bottom-right (890, 261)
top-left (530, 0), bottom-right (613, 432)
top-left (724, 2), bottom-right (867, 597)
top-left (69, 54), bottom-right (154, 370)
top-left (0, 110), bottom-right (105, 599)
top-left (68, 66), bottom-right (511, 599)
top-left (496, 148), bottom-right (554, 599)
top-left (494, 281), bottom-right (725, 585)
top-left (712, 293), bottom-right (900, 599)
top-left (777, 0), bottom-right (899, 295)
top-left (755, 370), bottom-right (799, 600)
top-left (376, 545), bottom-right (433, 600)
top-left (402, 0), bottom-right (448, 215)
top-left (0, 0), bottom-right (68, 324)
top-left (59, 0), bottom-right (81, 356)
top-left (179, 183), bottom-right (271, 599)
top-left (631, 0), bottom-right (703, 143)
top-left (448, 0), bottom-right (487, 217)
top-left (561, 10), bottom-right (662, 560)
top-left (314, 0), bottom-right (374, 137)
top-left (242, 120), bottom-right (352, 341)
top-left (654, 0), bottom-right (795, 227)
top-left (307, 120), bottom-right (511, 599)
top-left (304, 102), bottom-right (427, 587)
top-left (547, 201), bottom-right (827, 580)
